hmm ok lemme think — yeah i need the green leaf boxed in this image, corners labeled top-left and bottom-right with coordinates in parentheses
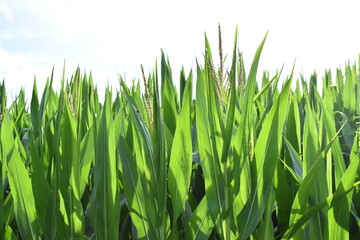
top-left (79, 124), bottom-right (94, 196)
top-left (1, 113), bottom-right (41, 239)
top-left (196, 63), bottom-right (225, 236)
top-left (238, 70), bottom-right (292, 240)
top-left (119, 136), bottom-right (150, 239)
top-left (151, 64), bottom-right (168, 233)
top-left (232, 32), bottom-right (268, 200)
top-left (168, 74), bottom-right (193, 224)
top-left (161, 51), bottom-right (178, 135)
top-left (302, 94), bottom-right (327, 238)
top-left (88, 90), bottom-right (120, 240)
top-left (186, 197), bottom-right (214, 240)
top-left (343, 64), bottom-right (356, 115)
top-left (59, 99), bottom-right (84, 235)
top-left (286, 119), bottom-right (347, 237)
top-left (30, 133), bottom-right (51, 231)
top-left (319, 91), bottom-right (346, 187)
top-left (121, 81), bottom-right (165, 238)
top-left (328, 134), bottom-right (360, 239)
top-left (284, 145), bottom-right (359, 240)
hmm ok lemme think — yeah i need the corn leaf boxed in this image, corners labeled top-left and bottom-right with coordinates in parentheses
top-left (186, 197), bottom-right (214, 239)
top-left (88, 90), bottom-right (120, 239)
top-left (168, 74), bottom-right (193, 224)
top-left (1, 113), bottom-right (41, 239)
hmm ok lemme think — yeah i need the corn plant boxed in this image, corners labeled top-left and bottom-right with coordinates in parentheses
top-left (0, 27), bottom-right (359, 239)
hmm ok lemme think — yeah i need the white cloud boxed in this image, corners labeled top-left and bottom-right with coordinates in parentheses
top-left (1, 32), bottom-right (14, 40)
top-left (1, 0), bottom-right (360, 99)
top-left (0, 47), bottom-right (84, 102)
top-left (25, 33), bottom-right (35, 39)
top-left (0, 3), bottom-right (14, 22)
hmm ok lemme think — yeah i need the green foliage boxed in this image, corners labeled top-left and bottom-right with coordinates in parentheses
top-left (0, 28), bottom-right (359, 239)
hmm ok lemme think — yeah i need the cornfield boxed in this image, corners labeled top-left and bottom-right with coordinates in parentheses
top-left (0, 27), bottom-right (359, 239)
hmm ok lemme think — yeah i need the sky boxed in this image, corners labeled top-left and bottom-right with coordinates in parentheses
top-left (1, 0), bottom-right (360, 101)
